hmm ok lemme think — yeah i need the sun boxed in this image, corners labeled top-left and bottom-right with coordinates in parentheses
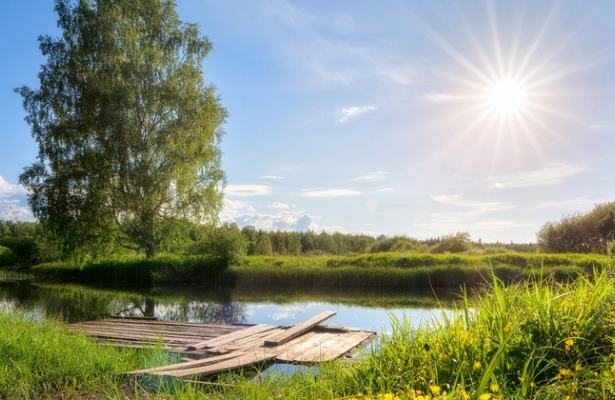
top-left (486, 78), bottom-right (526, 114)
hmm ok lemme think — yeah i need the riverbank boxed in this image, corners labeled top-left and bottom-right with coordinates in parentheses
top-left (16, 252), bottom-right (614, 288)
top-left (1, 272), bottom-right (613, 399)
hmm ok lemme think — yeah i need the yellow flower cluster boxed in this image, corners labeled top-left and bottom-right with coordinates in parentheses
top-left (565, 338), bottom-right (575, 351)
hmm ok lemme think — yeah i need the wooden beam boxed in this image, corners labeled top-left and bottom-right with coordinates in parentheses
top-left (129, 351), bottom-right (245, 375)
top-left (187, 324), bottom-right (276, 350)
top-left (153, 351), bottom-right (276, 377)
top-left (264, 311), bottom-right (336, 347)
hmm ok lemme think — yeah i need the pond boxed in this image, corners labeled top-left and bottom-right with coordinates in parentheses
top-left (0, 274), bottom-right (461, 332)
top-left (0, 273), bottom-right (463, 375)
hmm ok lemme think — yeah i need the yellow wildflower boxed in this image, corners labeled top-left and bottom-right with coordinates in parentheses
top-left (429, 385), bottom-right (441, 396)
top-left (490, 383), bottom-right (499, 393)
top-left (458, 389), bottom-right (470, 400)
top-left (611, 363), bottom-right (615, 373)
top-left (479, 394), bottom-right (492, 400)
top-left (473, 361), bottom-right (482, 370)
top-left (565, 338), bottom-right (574, 351)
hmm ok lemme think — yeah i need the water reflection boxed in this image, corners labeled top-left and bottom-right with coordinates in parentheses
top-left (0, 275), bottom-right (463, 332)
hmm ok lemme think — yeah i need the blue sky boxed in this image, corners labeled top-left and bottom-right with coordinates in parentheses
top-left (1, 0), bottom-right (615, 242)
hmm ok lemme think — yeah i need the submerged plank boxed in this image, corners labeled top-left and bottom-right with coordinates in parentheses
top-left (264, 311), bottom-right (336, 346)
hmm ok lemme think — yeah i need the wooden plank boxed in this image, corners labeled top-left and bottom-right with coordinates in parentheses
top-left (275, 331), bottom-right (375, 362)
top-left (264, 311), bottom-right (336, 346)
top-left (188, 324), bottom-right (275, 350)
top-left (211, 327), bottom-right (285, 351)
top-left (130, 352), bottom-right (245, 375)
top-left (69, 323), bottom-right (219, 341)
top-left (153, 351), bottom-right (277, 377)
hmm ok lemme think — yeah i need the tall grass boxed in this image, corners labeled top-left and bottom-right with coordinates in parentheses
top-left (206, 271), bottom-right (615, 399)
top-left (0, 312), bottom-right (170, 399)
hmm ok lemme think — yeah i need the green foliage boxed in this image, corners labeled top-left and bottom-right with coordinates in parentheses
top-left (607, 241), bottom-right (615, 256)
top-left (538, 201), bottom-right (615, 253)
top-left (369, 236), bottom-right (426, 253)
top-left (17, 0), bottom-right (226, 258)
top-left (254, 234), bottom-right (274, 255)
top-left (31, 254), bottom-right (222, 284)
top-left (189, 224), bottom-right (247, 266)
top-left (430, 232), bottom-right (474, 253)
top-left (0, 246), bottom-right (17, 267)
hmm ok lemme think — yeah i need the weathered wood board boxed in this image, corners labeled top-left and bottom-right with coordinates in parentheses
top-left (70, 312), bottom-right (376, 378)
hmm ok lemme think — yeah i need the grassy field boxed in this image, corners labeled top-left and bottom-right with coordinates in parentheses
top-left (17, 252), bottom-right (614, 288)
top-left (1, 272), bottom-right (613, 399)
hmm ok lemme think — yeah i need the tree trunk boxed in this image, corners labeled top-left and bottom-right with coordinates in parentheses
top-left (145, 243), bottom-right (157, 258)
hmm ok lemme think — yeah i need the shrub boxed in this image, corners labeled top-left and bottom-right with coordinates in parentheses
top-left (430, 232), bottom-right (474, 253)
top-left (0, 245), bottom-right (17, 267)
top-left (189, 226), bottom-right (247, 266)
top-left (0, 237), bottom-right (45, 266)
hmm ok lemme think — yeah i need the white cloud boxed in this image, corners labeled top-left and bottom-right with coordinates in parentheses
top-left (221, 197), bottom-right (342, 232)
top-left (338, 105), bottom-right (377, 123)
top-left (258, 175), bottom-right (285, 180)
top-left (225, 184), bottom-right (270, 197)
top-left (350, 171), bottom-right (389, 182)
top-left (269, 201), bottom-right (293, 210)
top-left (300, 189), bottom-right (361, 198)
top-left (0, 176), bottom-right (26, 197)
top-left (220, 199), bottom-right (256, 222)
top-left (376, 187), bottom-right (394, 193)
top-left (0, 176), bottom-right (32, 221)
top-left (491, 162), bottom-right (588, 189)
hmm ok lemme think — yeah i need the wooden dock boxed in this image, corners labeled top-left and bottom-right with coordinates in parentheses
top-left (68, 311), bottom-right (376, 378)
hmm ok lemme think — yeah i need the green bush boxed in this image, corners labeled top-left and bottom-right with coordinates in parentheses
top-left (189, 227), bottom-right (247, 266)
top-left (430, 232), bottom-right (474, 253)
top-left (0, 245), bottom-right (17, 267)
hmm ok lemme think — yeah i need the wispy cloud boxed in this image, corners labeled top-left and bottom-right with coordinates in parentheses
top-left (376, 187), bottom-right (394, 193)
top-left (338, 105), bottom-right (377, 123)
top-left (491, 162), bottom-right (588, 189)
top-left (531, 196), bottom-right (596, 210)
top-left (350, 171), bottom-right (389, 182)
top-left (422, 92), bottom-right (460, 103)
top-left (269, 201), bottom-right (293, 209)
top-left (258, 175), bottom-right (285, 180)
top-left (432, 194), bottom-right (511, 214)
top-left (225, 184), bottom-right (271, 197)
top-left (300, 188), bottom-right (361, 198)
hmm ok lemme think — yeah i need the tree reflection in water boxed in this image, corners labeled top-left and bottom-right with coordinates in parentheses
top-left (0, 279), bottom-right (247, 324)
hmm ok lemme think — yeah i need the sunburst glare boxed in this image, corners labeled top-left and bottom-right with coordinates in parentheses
top-left (415, 2), bottom-right (592, 166)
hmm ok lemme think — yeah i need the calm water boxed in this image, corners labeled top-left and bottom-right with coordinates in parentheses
top-left (0, 273), bottom-right (460, 334)
top-left (1, 273), bottom-right (465, 376)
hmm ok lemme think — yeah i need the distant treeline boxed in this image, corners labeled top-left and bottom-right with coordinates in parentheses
top-left (538, 201), bottom-right (615, 254)
top-left (0, 220), bottom-right (537, 268)
top-left (235, 227), bottom-right (537, 256)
